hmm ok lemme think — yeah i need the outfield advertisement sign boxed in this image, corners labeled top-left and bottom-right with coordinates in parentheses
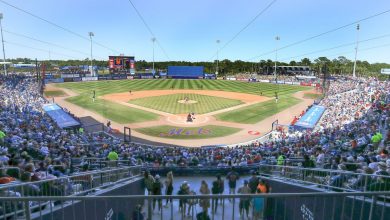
top-left (294, 105), bottom-right (326, 129)
top-left (82, 76), bottom-right (98, 81)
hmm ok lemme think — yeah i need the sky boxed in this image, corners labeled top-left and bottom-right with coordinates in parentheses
top-left (0, 0), bottom-right (390, 63)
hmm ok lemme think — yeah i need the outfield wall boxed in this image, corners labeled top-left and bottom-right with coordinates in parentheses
top-left (167, 66), bottom-right (204, 79)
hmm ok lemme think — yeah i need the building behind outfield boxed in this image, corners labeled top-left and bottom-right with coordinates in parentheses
top-left (167, 66), bottom-right (204, 79)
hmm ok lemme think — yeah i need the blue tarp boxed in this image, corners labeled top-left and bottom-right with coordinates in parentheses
top-left (294, 105), bottom-right (326, 129)
top-left (43, 104), bottom-right (80, 128)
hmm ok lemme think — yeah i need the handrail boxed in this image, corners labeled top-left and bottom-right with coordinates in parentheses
top-left (0, 165), bottom-right (142, 190)
top-left (0, 191), bottom-right (389, 201)
top-left (257, 164), bottom-right (390, 179)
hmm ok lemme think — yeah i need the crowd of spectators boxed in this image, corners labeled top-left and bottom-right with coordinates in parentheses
top-left (0, 74), bottom-right (389, 193)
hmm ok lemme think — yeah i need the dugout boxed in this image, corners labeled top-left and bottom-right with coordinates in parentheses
top-left (167, 66), bottom-right (204, 79)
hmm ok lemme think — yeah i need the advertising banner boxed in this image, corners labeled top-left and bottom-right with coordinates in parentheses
top-left (294, 105), bottom-right (326, 129)
top-left (42, 104), bottom-right (80, 128)
top-left (82, 76), bottom-right (98, 81)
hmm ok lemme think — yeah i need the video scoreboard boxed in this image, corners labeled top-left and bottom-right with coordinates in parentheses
top-left (108, 56), bottom-right (135, 74)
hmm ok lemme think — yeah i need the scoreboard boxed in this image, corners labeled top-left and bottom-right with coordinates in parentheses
top-left (108, 56), bottom-right (135, 74)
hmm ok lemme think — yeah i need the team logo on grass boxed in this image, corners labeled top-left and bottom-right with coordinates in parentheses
top-left (159, 128), bottom-right (211, 137)
top-left (248, 130), bottom-right (260, 135)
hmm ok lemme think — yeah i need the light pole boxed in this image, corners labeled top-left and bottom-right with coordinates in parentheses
top-left (151, 37), bottom-right (156, 74)
top-left (352, 24), bottom-right (360, 78)
top-left (274, 36), bottom-right (280, 80)
top-left (0, 13), bottom-right (7, 76)
top-left (88, 32), bottom-right (94, 76)
top-left (216, 40), bottom-right (220, 75)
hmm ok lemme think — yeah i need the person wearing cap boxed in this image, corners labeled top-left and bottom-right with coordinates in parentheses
top-left (152, 174), bottom-right (163, 212)
top-left (237, 180), bottom-right (251, 219)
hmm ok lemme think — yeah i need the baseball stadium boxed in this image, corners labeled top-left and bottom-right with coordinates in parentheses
top-left (46, 77), bottom-right (313, 147)
top-left (1, 1), bottom-right (390, 220)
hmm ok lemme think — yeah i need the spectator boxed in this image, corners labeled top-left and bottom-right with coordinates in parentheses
top-left (226, 167), bottom-right (239, 198)
top-left (178, 181), bottom-right (190, 217)
top-left (164, 171), bottom-right (174, 207)
top-left (237, 180), bottom-right (251, 219)
top-left (143, 171), bottom-right (155, 195)
top-left (253, 188), bottom-right (265, 220)
top-left (199, 180), bottom-right (211, 215)
top-left (249, 171), bottom-right (260, 194)
top-left (152, 174), bottom-right (163, 212)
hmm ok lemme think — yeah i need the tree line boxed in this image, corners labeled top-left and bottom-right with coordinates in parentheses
top-left (6, 56), bottom-right (390, 78)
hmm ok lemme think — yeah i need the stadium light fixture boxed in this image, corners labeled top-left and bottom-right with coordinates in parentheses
top-left (352, 24), bottom-right (360, 78)
top-left (0, 13), bottom-right (7, 76)
top-left (216, 40), bottom-right (220, 75)
top-left (151, 37), bottom-right (156, 74)
top-left (274, 36), bottom-right (280, 80)
top-left (89, 32), bottom-right (94, 76)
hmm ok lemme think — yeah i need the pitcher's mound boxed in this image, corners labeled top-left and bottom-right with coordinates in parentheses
top-left (178, 100), bottom-right (198, 104)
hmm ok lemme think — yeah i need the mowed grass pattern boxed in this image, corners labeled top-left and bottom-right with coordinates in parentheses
top-left (135, 125), bottom-right (241, 139)
top-left (215, 95), bottom-right (301, 124)
top-left (129, 93), bottom-right (243, 114)
top-left (57, 79), bottom-right (308, 97)
top-left (57, 79), bottom-right (309, 124)
top-left (44, 90), bottom-right (66, 97)
top-left (67, 94), bottom-right (158, 124)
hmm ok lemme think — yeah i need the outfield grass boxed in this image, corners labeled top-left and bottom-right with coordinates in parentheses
top-left (215, 95), bottom-right (301, 124)
top-left (129, 93), bottom-right (243, 114)
top-left (44, 90), bottom-right (66, 97)
top-left (67, 94), bottom-right (158, 123)
top-left (57, 79), bottom-right (309, 97)
top-left (135, 125), bottom-right (241, 139)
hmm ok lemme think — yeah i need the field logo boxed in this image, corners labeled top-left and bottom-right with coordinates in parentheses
top-left (160, 128), bottom-right (211, 137)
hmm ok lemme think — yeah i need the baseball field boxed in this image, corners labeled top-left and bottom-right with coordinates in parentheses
top-left (50, 79), bottom-right (313, 146)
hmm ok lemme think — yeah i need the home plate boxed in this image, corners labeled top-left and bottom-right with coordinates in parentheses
top-left (165, 114), bottom-right (210, 126)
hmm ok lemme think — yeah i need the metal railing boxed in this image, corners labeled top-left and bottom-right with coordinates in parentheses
top-left (0, 166), bottom-right (142, 198)
top-left (141, 164), bottom-right (390, 192)
top-left (79, 157), bottom-right (135, 169)
top-left (0, 192), bottom-right (389, 220)
top-left (257, 164), bottom-right (390, 192)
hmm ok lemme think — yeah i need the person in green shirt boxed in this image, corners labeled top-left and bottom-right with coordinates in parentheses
top-left (0, 130), bottom-right (5, 145)
top-left (107, 150), bottom-right (119, 167)
top-left (277, 154), bottom-right (285, 166)
top-left (107, 151), bottom-right (118, 161)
